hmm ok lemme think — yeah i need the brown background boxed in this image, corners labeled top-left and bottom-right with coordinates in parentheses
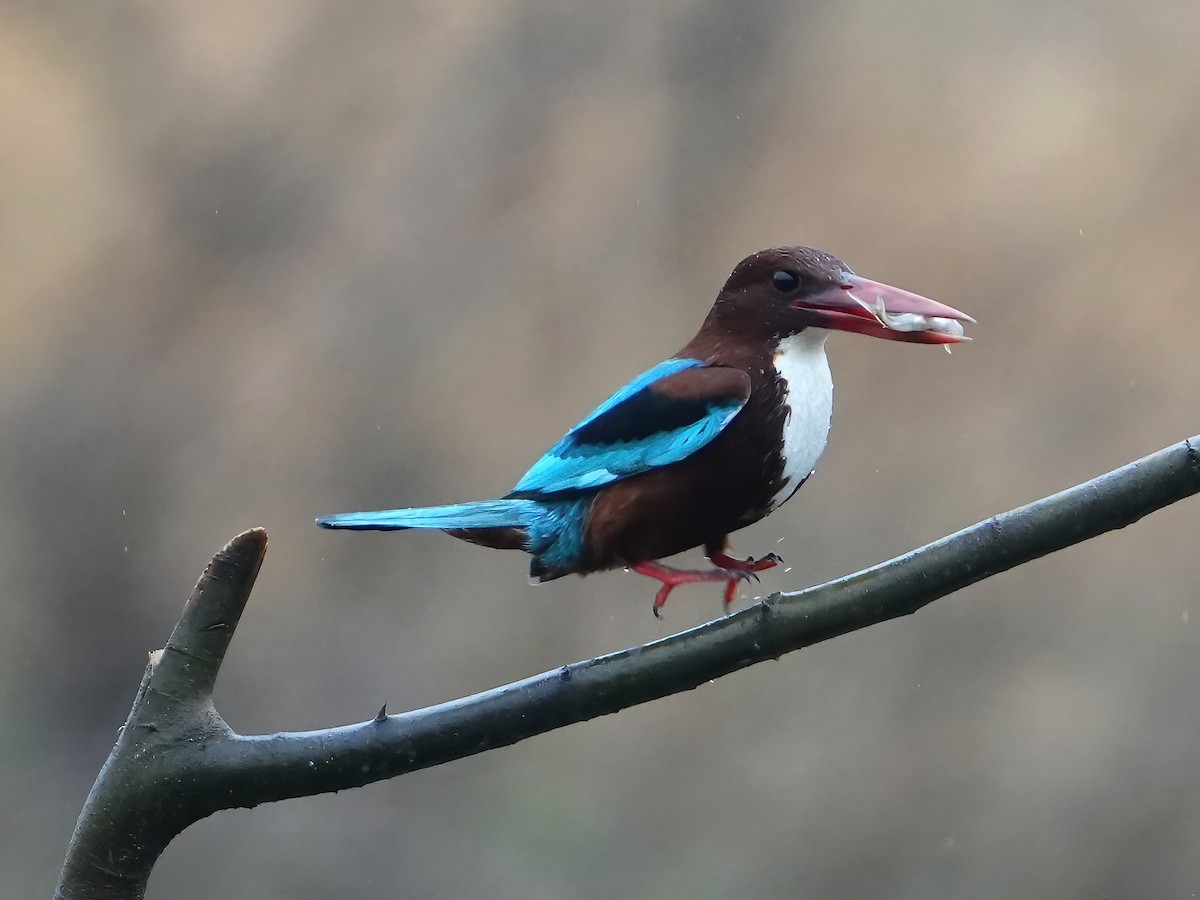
top-left (4, 2), bottom-right (1200, 897)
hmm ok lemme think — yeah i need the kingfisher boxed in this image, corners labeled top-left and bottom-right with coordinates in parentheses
top-left (319, 246), bottom-right (973, 617)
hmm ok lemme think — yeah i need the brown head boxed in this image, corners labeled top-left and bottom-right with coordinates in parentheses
top-left (700, 246), bottom-right (974, 346)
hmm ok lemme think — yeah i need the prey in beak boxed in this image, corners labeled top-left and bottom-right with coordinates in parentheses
top-left (795, 272), bottom-right (975, 345)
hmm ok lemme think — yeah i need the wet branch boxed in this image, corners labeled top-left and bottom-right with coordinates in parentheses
top-left (55, 435), bottom-right (1200, 899)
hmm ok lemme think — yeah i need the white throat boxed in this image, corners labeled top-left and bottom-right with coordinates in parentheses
top-left (769, 330), bottom-right (834, 510)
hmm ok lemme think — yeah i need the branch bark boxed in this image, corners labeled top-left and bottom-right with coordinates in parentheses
top-left (55, 435), bottom-right (1200, 899)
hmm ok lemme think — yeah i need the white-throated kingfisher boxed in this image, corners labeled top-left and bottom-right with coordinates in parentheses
top-left (318, 246), bottom-right (973, 617)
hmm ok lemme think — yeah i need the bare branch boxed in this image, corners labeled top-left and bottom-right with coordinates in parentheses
top-left (54, 530), bottom-right (267, 900)
top-left (55, 436), bottom-right (1200, 899)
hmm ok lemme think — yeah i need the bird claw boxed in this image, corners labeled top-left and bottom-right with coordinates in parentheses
top-left (709, 548), bottom-right (782, 574)
top-left (636, 549), bottom-right (787, 617)
top-left (635, 560), bottom-right (763, 619)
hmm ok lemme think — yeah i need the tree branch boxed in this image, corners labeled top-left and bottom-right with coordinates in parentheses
top-left (55, 435), bottom-right (1200, 899)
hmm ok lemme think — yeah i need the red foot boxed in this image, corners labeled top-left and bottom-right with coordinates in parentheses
top-left (706, 549), bottom-right (782, 574)
top-left (630, 541), bottom-right (784, 618)
top-left (706, 539), bottom-right (781, 586)
top-left (631, 560), bottom-right (760, 619)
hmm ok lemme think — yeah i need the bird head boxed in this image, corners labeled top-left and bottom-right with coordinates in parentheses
top-left (711, 246), bottom-right (974, 345)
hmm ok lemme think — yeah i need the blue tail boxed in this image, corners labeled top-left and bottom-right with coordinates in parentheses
top-left (316, 498), bottom-right (540, 532)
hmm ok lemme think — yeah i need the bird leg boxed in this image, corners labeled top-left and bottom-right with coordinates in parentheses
top-left (630, 560), bottom-right (759, 619)
top-left (704, 538), bottom-right (782, 575)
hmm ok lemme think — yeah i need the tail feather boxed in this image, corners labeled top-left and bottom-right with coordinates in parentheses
top-left (316, 499), bottom-right (539, 532)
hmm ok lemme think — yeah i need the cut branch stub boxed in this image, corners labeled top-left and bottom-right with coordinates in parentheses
top-left (153, 528), bottom-right (267, 703)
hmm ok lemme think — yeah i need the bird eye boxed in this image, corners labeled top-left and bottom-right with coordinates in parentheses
top-left (772, 270), bottom-right (801, 292)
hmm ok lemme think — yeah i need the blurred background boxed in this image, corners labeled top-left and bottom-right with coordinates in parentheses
top-left (4, 1), bottom-right (1200, 897)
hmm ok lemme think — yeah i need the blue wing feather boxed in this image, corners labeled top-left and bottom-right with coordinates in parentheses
top-left (511, 358), bottom-right (748, 496)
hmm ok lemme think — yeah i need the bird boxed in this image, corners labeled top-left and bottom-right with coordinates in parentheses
top-left (318, 246), bottom-right (973, 617)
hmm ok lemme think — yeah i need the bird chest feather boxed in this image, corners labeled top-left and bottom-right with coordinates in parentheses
top-left (768, 330), bottom-right (833, 510)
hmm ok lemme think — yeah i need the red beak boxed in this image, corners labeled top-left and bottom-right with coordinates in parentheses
top-left (795, 272), bottom-right (974, 344)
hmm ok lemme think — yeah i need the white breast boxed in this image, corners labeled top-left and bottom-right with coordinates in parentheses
top-left (768, 330), bottom-right (834, 511)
